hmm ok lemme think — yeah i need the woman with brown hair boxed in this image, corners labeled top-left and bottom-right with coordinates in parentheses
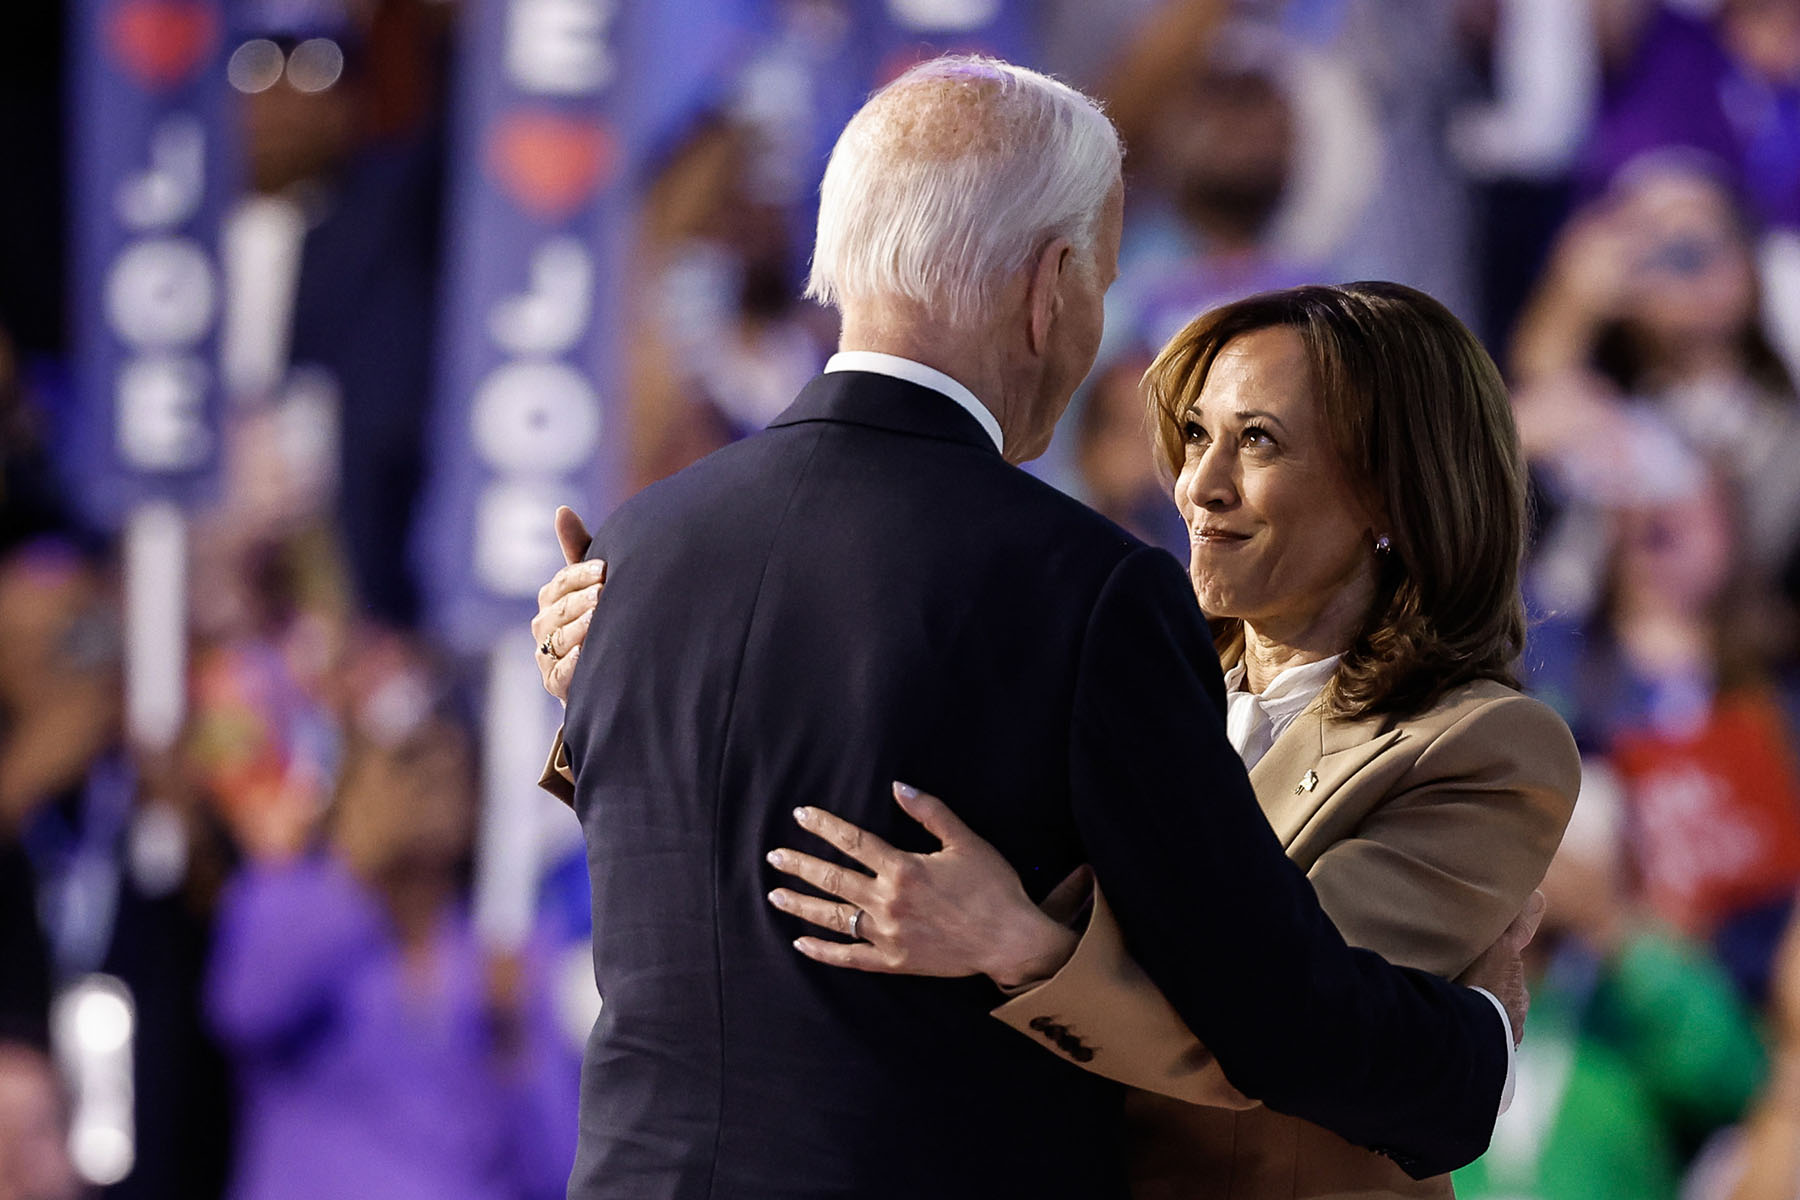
top-left (533, 281), bottom-right (1580, 1198)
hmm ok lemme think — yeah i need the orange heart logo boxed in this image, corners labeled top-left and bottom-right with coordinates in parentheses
top-left (486, 111), bottom-right (619, 223)
top-left (107, 0), bottom-right (219, 92)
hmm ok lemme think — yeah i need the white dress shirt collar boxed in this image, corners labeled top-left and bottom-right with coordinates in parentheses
top-left (824, 350), bottom-right (1005, 455)
top-left (1223, 654), bottom-right (1341, 770)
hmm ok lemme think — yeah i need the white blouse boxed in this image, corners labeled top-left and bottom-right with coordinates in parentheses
top-left (1223, 654), bottom-right (1342, 770)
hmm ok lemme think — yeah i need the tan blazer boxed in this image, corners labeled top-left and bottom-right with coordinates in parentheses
top-left (993, 679), bottom-right (1580, 1200)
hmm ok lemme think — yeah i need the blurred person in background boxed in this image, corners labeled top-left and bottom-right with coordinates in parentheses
top-left (205, 643), bottom-right (575, 1200)
top-left (1070, 352), bottom-right (1188, 555)
top-left (0, 542), bottom-right (234, 1199)
top-left (1101, 0), bottom-right (1478, 325)
top-left (1511, 160), bottom-right (1800, 623)
top-left (1527, 454), bottom-right (1800, 1003)
top-left (223, 0), bottom-right (448, 628)
top-left (1069, 13), bottom-right (1327, 516)
top-left (626, 115), bottom-right (830, 490)
top-left (1690, 881), bottom-right (1800, 1200)
top-left (1102, 18), bottom-right (1320, 360)
top-left (1454, 774), bottom-right (1766, 1199)
top-left (0, 1041), bottom-right (85, 1200)
top-left (1577, 0), bottom-right (1800, 374)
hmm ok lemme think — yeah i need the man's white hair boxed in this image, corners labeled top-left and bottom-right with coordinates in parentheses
top-left (805, 56), bottom-right (1123, 326)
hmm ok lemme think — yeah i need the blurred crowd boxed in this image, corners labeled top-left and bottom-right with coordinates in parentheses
top-left (6, 0), bottom-right (1800, 1196)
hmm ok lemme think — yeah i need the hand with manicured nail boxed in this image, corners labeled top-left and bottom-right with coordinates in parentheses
top-left (531, 506), bottom-right (604, 704)
top-left (765, 782), bottom-right (1088, 989)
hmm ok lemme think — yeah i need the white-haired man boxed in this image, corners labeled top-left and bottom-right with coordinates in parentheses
top-left (550, 57), bottom-right (1516, 1200)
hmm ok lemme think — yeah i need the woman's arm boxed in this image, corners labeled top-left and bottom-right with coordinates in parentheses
top-left (774, 694), bottom-right (1576, 1104)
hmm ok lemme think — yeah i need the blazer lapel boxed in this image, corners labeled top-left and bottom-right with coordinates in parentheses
top-left (1250, 701), bottom-right (1403, 847)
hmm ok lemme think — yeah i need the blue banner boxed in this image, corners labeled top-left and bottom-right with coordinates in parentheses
top-left (69, 0), bottom-right (232, 520)
top-left (417, 0), bottom-right (646, 653)
top-left (416, 0), bottom-right (1041, 652)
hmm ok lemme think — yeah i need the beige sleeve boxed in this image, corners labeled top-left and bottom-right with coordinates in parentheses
top-left (538, 727), bottom-right (576, 807)
top-left (991, 887), bottom-right (1254, 1108)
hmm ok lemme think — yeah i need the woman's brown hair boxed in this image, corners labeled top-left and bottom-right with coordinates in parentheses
top-left (1145, 282), bottom-right (1529, 720)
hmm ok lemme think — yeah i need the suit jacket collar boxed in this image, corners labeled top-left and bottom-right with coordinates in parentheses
top-left (769, 371), bottom-right (1003, 456)
top-left (1250, 699), bottom-right (1404, 846)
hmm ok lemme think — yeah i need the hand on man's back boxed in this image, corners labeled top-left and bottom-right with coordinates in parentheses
top-left (1457, 890), bottom-right (1546, 1045)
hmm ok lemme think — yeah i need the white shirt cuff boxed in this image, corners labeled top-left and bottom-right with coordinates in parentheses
top-left (1470, 985), bottom-right (1517, 1115)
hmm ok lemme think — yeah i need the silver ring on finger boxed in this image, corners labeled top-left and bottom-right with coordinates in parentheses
top-left (848, 908), bottom-right (865, 941)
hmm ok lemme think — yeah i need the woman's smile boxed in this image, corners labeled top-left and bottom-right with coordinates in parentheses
top-left (1190, 524), bottom-right (1252, 547)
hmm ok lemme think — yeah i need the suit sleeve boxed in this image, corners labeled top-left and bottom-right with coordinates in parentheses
top-left (1308, 695), bottom-right (1579, 978)
top-left (1062, 547), bottom-right (1506, 1178)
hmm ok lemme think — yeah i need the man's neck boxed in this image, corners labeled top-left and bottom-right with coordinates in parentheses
top-left (838, 309), bottom-right (1036, 460)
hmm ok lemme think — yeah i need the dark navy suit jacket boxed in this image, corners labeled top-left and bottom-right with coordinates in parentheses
top-left (561, 371), bottom-right (1506, 1199)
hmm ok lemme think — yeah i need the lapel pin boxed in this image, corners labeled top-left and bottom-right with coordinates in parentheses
top-left (1295, 770), bottom-right (1319, 795)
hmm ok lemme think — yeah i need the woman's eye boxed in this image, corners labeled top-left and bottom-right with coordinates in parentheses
top-left (1241, 424), bottom-right (1274, 447)
top-left (1181, 419), bottom-right (1206, 443)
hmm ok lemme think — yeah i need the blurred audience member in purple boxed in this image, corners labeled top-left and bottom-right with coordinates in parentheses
top-left (205, 643), bottom-right (576, 1200)
top-left (1583, 0), bottom-right (1800, 232)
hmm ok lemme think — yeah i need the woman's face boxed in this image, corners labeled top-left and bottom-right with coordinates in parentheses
top-left (1174, 327), bottom-right (1381, 642)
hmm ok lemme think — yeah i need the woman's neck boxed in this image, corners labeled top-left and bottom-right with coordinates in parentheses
top-left (1239, 635), bottom-right (1337, 695)
top-left (1239, 576), bottom-right (1372, 694)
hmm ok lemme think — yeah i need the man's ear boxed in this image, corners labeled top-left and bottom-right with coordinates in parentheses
top-left (1026, 236), bottom-right (1075, 357)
